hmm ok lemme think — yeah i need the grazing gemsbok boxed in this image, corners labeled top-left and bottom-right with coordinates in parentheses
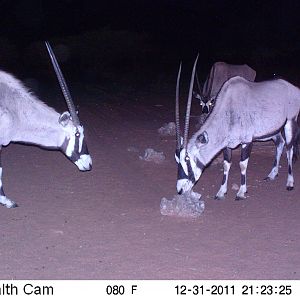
top-left (0, 42), bottom-right (92, 208)
top-left (193, 62), bottom-right (256, 114)
top-left (176, 57), bottom-right (300, 200)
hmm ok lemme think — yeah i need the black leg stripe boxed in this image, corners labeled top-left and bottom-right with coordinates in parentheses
top-left (221, 174), bottom-right (226, 185)
top-left (223, 147), bottom-right (232, 162)
top-left (241, 174), bottom-right (246, 185)
top-left (288, 165), bottom-right (292, 175)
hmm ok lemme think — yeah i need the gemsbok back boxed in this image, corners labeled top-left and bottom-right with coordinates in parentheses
top-left (176, 57), bottom-right (300, 200)
top-left (0, 42), bottom-right (92, 208)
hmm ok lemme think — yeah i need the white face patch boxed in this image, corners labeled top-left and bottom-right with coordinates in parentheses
top-left (177, 178), bottom-right (193, 194)
top-left (175, 153), bottom-right (180, 164)
top-left (75, 154), bottom-right (92, 171)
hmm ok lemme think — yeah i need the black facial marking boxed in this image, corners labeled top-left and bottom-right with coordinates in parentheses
top-left (177, 163), bottom-right (189, 180)
top-left (202, 105), bottom-right (209, 114)
top-left (195, 158), bottom-right (205, 171)
top-left (61, 133), bottom-right (90, 163)
top-left (177, 160), bottom-right (196, 183)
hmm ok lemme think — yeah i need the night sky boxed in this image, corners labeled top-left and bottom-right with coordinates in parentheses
top-left (1, 0), bottom-right (300, 86)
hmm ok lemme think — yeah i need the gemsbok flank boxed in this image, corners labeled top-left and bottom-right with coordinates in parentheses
top-left (0, 42), bottom-right (92, 208)
top-left (175, 56), bottom-right (300, 200)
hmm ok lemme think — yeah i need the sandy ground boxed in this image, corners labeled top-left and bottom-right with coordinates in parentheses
top-left (0, 89), bottom-right (299, 280)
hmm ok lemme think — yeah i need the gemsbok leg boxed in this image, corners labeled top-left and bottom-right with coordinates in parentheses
top-left (265, 133), bottom-right (285, 180)
top-left (236, 142), bottom-right (253, 200)
top-left (215, 148), bottom-right (232, 200)
top-left (0, 147), bottom-right (17, 208)
top-left (284, 119), bottom-right (297, 190)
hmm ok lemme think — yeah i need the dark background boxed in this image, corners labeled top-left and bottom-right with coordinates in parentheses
top-left (1, 0), bottom-right (300, 95)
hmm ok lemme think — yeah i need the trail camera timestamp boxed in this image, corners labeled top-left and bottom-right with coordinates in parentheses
top-left (175, 284), bottom-right (293, 296)
top-left (242, 285), bottom-right (292, 296)
top-left (175, 284), bottom-right (235, 296)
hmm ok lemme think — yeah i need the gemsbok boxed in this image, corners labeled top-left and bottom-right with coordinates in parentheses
top-left (0, 42), bottom-right (92, 208)
top-left (194, 61), bottom-right (256, 114)
top-left (176, 57), bottom-right (300, 200)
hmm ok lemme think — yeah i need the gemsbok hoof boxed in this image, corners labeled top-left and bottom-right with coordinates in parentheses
top-left (264, 175), bottom-right (277, 181)
top-left (0, 200), bottom-right (18, 208)
top-left (214, 195), bottom-right (225, 200)
top-left (235, 195), bottom-right (247, 201)
top-left (286, 186), bottom-right (294, 191)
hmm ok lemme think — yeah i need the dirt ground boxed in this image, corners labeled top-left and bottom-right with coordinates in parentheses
top-left (0, 89), bottom-right (299, 280)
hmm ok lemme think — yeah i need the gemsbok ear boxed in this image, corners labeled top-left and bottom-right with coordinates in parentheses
top-left (59, 111), bottom-right (71, 127)
top-left (197, 131), bottom-right (209, 144)
top-left (192, 91), bottom-right (201, 100)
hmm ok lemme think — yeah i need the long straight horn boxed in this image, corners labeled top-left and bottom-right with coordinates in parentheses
top-left (175, 62), bottom-right (182, 150)
top-left (195, 71), bottom-right (202, 95)
top-left (45, 41), bottom-right (80, 126)
top-left (183, 54), bottom-right (199, 150)
top-left (208, 62), bottom-right (215, 98)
